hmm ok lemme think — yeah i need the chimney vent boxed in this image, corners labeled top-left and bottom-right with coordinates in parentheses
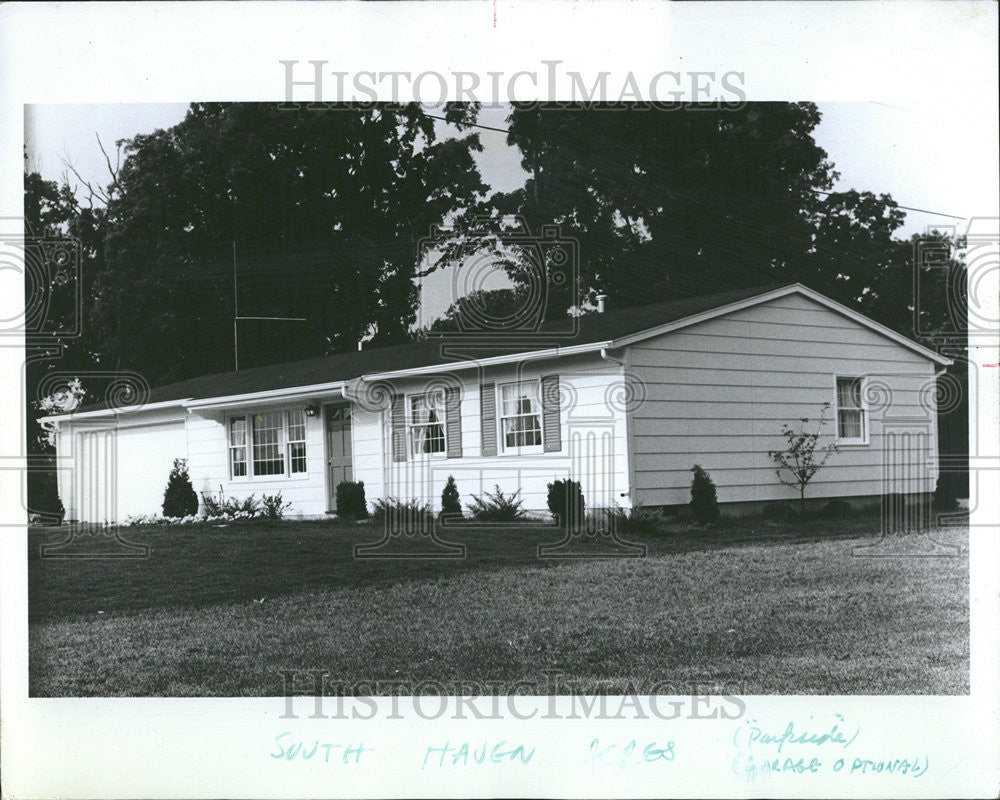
top-left (596, 294), bottom-right (608, 313)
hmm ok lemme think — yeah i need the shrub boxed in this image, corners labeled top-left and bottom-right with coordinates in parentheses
top-left (689, 465), bottom-right (719, 524)
top-left (466, 485), bottom-right (526, 522)
top-left (440, 475), bottom-right (462, 518)
top-left (760, 502), bottom-right (795, 522)
top-left (607, 503), bottom-right (663, 535)
top-left (768, 403), bottom-right (839, 516)
top-left (372, 498), bottom-right (432, 531)
top-left (162, 458), bottom-right (199, 518)
top-left (934, 476), bottom-right (959, 512)
top-left (821, 499), bottom-right (854, 519)
top-left (261, 492), bottom-right (292, 520)
top-left (200, 488), bottom-right (263, 520)
top-left (546, 479), bottom-right (585, 529)
top-left (336, 480), bottom-right (369, 519)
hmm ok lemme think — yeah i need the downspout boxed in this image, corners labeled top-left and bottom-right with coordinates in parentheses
top-left (600, 346), bottom-right (633, 507)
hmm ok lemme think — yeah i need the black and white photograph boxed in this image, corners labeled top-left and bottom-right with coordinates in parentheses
top-left (1, 2), bottom-right (998, 798)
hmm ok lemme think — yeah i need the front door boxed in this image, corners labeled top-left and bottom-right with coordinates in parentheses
top-left (325, 404), bottom-right (353, 511)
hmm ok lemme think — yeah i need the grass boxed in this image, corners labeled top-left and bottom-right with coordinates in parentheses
top-left (28, 515), bottom-right (969, 696)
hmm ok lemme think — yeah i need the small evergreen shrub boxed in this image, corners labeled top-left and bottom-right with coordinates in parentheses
top-left (466, 485), bottom-right (526, 522)
top-left (440, 475), bottom-right (462, 518)
top-left (689, 464), bottom-right (719, 524)
top-left (934, 476), bottom-right (959, 512)
top-left (546, 479), bottom-right (585, 529)
top-left (336, 480), bottom-right (369, 519)
top-left (162, 458), bottom-right (199, 518)
top-left (821, 499), bottom-right (854, 519)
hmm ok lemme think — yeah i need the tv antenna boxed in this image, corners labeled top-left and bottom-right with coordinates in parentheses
top-left (232, 241), bottom-right (307, 370)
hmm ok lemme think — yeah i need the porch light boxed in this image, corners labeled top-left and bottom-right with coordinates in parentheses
top-left (304, 403), bottom-right (319, 417)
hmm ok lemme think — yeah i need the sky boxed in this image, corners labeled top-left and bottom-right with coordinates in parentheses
top-left (24, 101), bottom-right (998, 320)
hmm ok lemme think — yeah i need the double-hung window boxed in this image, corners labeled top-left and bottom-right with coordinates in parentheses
top-left (835, 376), bottom-right (868, 444)
top-left (229, 408), bottom-right (308, 478)
top-left (409, 390), bottom-right (446, 456)
top-left (499, 380), bottom-right (542, 451)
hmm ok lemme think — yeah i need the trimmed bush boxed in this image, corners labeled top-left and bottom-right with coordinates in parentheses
top-left (547, 479), bottom-right (585, 529)
top-left (336, 481), bottom-right (368, 519)
top-left (689, 464), bottom-right (719, 524)
top-left (372, 498), bottom-right (432, 532)
top-left (440, 475), bottom-right (462, 518)
top-left (162, 458), bottom-right (199, 518)
top-left (466, 485), bottom-right (526, 522)
top-left (821, 499), bottom-right (854, 520)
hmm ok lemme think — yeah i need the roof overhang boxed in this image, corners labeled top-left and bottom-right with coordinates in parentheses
top-left (181, 381), bottom-right (348, 411)
top-left (359, 341), bottom-right (614, 381)
top-left (37, 398), bottom-right (193, 426)
top-left (609, 283), bottom-right (953, 366)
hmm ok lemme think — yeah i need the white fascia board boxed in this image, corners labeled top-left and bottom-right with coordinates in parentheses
top-left (182, 381), bottom-right (347, 411)
top-left (611, 283), bottom-right (953, 366)
top-left (37, 398), bottom-right (192, 426)
top-left (361, 342), bottom-right (613, 381)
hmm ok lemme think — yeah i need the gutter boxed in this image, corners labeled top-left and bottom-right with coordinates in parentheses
top-left (362, 341), bottom-right (613, 381)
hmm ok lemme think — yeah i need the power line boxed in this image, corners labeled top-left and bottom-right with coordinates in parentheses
top-left (426, 112), bottom-right (966, 222)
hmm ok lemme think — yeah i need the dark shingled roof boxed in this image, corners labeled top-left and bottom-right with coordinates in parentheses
top-left (73, 284), bottom-right (791, 413)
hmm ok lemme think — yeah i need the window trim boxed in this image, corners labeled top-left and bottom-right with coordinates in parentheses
top-left (227, 407), bottom-right (311, 481)
top-left (406, 390), bottom-right (448, 459)
top-left (497, 379), bottom-right (545, 455)
top-left (833, 375), bottom-right (869, 446)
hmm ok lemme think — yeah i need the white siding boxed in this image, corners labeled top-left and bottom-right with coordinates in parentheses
top-left (627, 293), bottom-right (941, 507)
top-left (58, 408), bottom-right (188, 522)
top-left (352, 352), bottom-right (631, 513)
top-left (186, 403), bottom-right (330, 518)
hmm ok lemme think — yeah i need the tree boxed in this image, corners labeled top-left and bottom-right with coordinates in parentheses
top-left (162, 458), bottom-right (199, 518)
top-left (91, 102), bottom-right (488, 384)
top-left (689, 465), bottom-right (719, 524)
top-left (440, 475), bottom-right (462, 518)
top-left (490, 103), bottom-right (937, 327)
top-left (422, 287), bottom-right (530, 334)
top-left (769, 403), bottom-right (839, 516)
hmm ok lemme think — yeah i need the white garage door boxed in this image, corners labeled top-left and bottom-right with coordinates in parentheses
top-left (74, 421), bottom-right (187, 522)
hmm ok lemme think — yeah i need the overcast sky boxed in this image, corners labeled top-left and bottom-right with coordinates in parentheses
top-left (24, 101), bottom-right (998, 319)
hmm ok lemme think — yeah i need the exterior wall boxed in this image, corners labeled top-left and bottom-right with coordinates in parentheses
top-left (351, 352), bottom-right (631, 514)
top-left (627, 293), bottom-right (941, 508)
top-left (57, 407), bottom-right (189, 522)
top-left (185, 399), bottom-right (335, 519)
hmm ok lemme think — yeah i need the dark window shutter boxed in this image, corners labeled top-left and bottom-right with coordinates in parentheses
top-left (541, 374), bottom-right (561, 452)
top-left (390, 394), bottom-right (406, 462)
top-left (445, 386), bottom-right (462, 458)
top-left (480, 383), bottom-right (497, 456)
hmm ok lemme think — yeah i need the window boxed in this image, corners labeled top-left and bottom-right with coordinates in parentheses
top-left (228, 408), bottom-right (308, 479)
top-left (287, 409), bottom-right (307, 473)
top-left (229, 417), bottom-right (247, 477)
top-left (500, 381), bottom-right (542, 450)
top-left (409, 390), bottom-right (446, 456)
top-left (836, 376), bottom-right (868, 443)
top-left (252, 411), bottom-right (285, 475)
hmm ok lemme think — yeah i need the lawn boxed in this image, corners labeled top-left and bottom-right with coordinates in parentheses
top-left (28, 515), bottom-right (969, 696)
